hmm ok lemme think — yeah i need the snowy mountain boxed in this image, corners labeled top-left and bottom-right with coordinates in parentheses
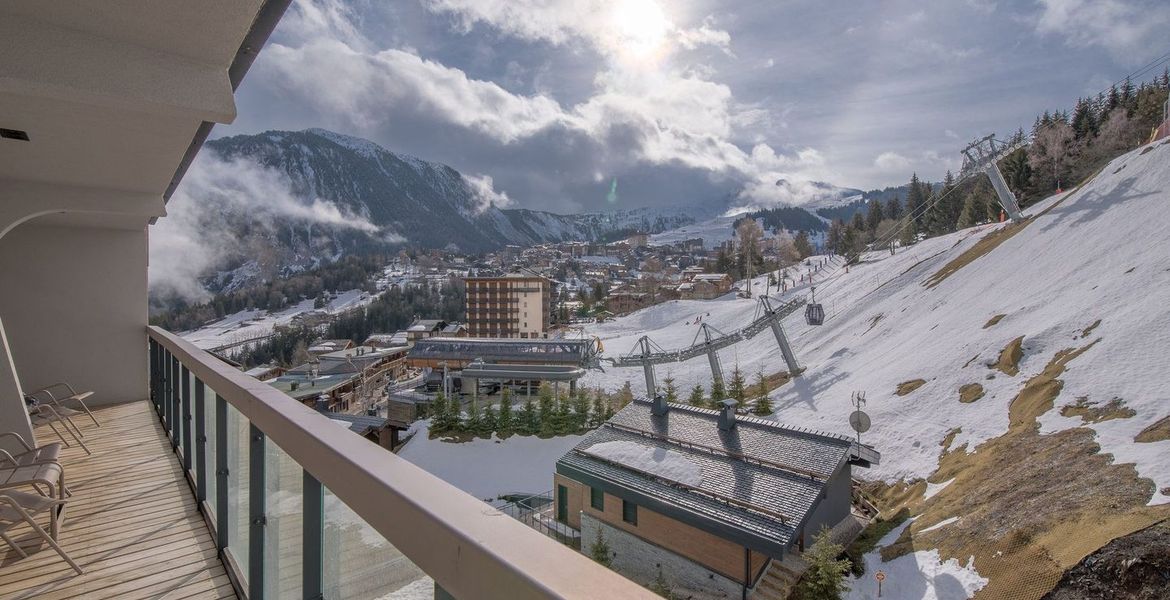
top-left (575, 140), bottom-right (1170, 598)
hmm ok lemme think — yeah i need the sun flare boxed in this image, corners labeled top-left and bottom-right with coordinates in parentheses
top-left (610, 0), bottom-right (671, 65)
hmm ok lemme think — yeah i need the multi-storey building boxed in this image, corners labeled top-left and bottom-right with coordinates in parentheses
top-left (464, 274), bottom-right (551, 338)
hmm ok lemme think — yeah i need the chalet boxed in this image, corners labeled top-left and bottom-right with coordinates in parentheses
top-left (406, 319), bottom-right (449, 341)
top-left (321, 410), bottom-right (399, 450)
top-left (605, 291), bottom-right (652, 316)
top-left (554, 398), bottom-right (878, 599)
top-left (680, 273), bottom-right (733, 299)
top-left (307, 339), bottom-right (354, 355)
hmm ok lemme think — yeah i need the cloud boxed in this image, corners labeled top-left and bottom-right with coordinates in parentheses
top-left (252, 0), bottom-right (833, 213)
top-left (464, 173), bottom-right (514, 213)
top-left (148, 152), bottom-right (387, 301)
top-left (874, 151), bottom-right (913, 171)
top-left (1032, 0), bottom-right (1170, 60)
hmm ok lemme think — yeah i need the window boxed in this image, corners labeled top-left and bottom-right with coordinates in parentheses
top-left (557, 485), bottom-right (568, 523)
top-left (590, 487), bottom-right (604, 511)
top-left (622, 500), bottom-right (637, 525)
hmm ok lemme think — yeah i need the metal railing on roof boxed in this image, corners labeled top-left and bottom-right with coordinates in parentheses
top-left (148, 326), bottom-right (651, 600)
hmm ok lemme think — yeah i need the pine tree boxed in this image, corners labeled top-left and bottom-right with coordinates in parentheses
top-left (885, 196), bottom-right (902, 221)
top-left (728, 365), bottom-right (748, 407)
top-left (479, 404), bottom-right (497, 438)
top-left (906, 173), bottom-right (926, 229)
top-left (688, 384), bottom-right (705, 406)
top-left (752, 368), bottom-right (773, 416)
top-left (591, 393), bottom-right (608, 427)
top-left (572, 389), bottom-right (591, 432)
top-left (710, 378), bottom-right (726, 407)
top-left (464, 398), bottom-right (482, 435)
top-left (552, 392), bottom-right (572, 435)
top-left (617, 381), bottom-right (634, 408)
top-left (429, 391), bottom-right (451, 436)
top-left (589, 528), bottom-right (613, 567)
top-left (497, 388), bottom-right (514, 434)
top-left (794, 230), bottom-right (813, 258)
top-left (663, 376), bottom-right (678, 403)
top-left (865, 199), bottom-right (884, 233)
top-left (898, 217), bottom-right (916, 247)
top-left (537, 382), bottom-right (554, 434)
top-left (518, 396), bottom-right (539, 435)
top-left (793, 528), bottom-right (851, 600)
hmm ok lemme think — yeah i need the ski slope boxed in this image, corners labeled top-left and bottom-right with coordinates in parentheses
top-left (181, 288), bottom-right (373, 350)
top-left (584, 141), bottom-right (1170, 505)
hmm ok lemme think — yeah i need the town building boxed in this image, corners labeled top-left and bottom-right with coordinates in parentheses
top-left (464, 274), bottom-right (551, 338)
top-left (554, 397), bottom-right (879, 599)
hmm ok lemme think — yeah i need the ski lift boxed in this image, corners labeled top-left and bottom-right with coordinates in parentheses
top-left (805, 286), bottom-right (825, 326)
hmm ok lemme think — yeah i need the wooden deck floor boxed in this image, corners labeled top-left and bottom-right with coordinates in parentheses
top-left (0, 400), bottom-right (236, 599)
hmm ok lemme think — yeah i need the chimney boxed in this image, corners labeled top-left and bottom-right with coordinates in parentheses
top-left (315, 395), bottom-right (330, 412)
top-left (718, 399), bottom-right (737, 431)
top-left (651, 393), bottom-right (669, 416)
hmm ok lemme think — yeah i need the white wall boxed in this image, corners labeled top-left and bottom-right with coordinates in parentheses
top-left (0, 221), bottom-right (148, 410)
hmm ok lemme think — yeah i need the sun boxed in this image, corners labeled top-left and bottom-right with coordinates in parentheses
top-left (609, 0), bottom-right (671, 65)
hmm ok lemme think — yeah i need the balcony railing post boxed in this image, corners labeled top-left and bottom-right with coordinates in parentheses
top-left (194, 379), bottom-right (207, 504)
top-left (249, 424), bottom-right (266, 600)
top-left (171, 354), bottom-right (181, 450)
top-left (215, 394), bottom-right (229, 553)
top-left (303, 471), bottom-right (323, 600)
top-left (149, 339), bottom-right (159, 413)
top-left (181, 366), bottom-right (193, 471)
top-left (164, 350), bottom-right (174, 437)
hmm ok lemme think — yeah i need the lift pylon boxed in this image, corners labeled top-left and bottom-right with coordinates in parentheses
top-left (960, 134), bottom-right (1026, 221)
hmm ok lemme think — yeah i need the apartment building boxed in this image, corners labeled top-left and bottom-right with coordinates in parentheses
top-left (464, 274), bottom-right (551, 338)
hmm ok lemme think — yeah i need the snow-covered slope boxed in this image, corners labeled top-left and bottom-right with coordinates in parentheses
top-left (581, 141), bottom-right (1170, 597)
top-left (181, 288), bottom-right (373, 350)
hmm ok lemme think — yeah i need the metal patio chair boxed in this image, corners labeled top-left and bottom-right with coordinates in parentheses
top-left (24, 398), bottom-right (90, 456)
top-left (0, 489), bottom-right (81, 575)
top-left (0, 455), bottom-right (67, 540)
top-left (27, 382), bottom-right (100, 428)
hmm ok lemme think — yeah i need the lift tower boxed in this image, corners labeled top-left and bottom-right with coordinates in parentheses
top-left (959, 134), bottom-right (1026, 221)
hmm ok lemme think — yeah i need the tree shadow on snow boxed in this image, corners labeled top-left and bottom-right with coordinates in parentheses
top-left (772, 364), bottom-right (849, 413)
top-left (1038, 173), bottom-right (1157, 233)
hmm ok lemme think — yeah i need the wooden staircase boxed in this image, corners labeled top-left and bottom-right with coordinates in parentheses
top-left (749, 552), bottom-right (808, 600)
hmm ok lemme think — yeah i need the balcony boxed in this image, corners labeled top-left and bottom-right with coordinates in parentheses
top-left (1, 328), bottom-right (651, 599)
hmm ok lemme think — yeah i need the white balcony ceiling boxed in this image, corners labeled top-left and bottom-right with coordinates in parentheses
top-left (0, 1), bottom-right (267, 228)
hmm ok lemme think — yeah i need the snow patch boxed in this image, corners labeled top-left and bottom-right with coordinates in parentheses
top-left (584, 440), bottom-right (703, 487)
top-left (925, 479), bottom-right (954, 500)
top-left (920, 516), bottom-right (961, 533)
top-left (846, 520), bottom-right (988, 599)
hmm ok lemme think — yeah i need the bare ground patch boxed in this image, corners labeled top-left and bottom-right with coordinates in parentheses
top-left (925, 221), bottom-right (1033, 288)
top-left (984, 314), bottom-right (1007, 329)
top-left (959, 383), bottom-right (986, 403)
top-left (870, 339), bottom-right (1169, 599)
top-left (1135, 415), bottom-right (1170, 443)
top-left (1077, 319), bottom-right (1101, 339)
top-left (993, 336), bottom-right (1026, 376)
top-left (896, 379), bottom-right (927, 396)
top-left (1060, 397), bottom-right (1135, 424)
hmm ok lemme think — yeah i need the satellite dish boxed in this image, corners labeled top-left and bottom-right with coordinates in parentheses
top-left (849, 410), bottom-right (871, 434)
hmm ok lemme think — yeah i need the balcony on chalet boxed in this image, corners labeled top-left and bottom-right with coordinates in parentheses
top-left (0, 2), bottom-right (651, 598)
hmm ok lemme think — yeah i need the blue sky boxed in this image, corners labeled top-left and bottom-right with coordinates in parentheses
top-left (220, 0), bottom-right (1170, 214)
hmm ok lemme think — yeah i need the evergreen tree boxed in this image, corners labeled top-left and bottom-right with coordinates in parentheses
top-left (571, 390), bottom-right (591, 432)
top-left (793, 528), bottom-right (851, 600)
top-left (865, 199), bottom-right (884, 233)
top-left (497, 388), bottom-right (514, 434)
top-left (905, 173), bottom-right (926, 229)
top-left (537, 383), bottom-right (554, 430)
top-left (710, 378), bottom-right (726, 407)
top-left (728, 365), bottom-right (748, 407)
top-left (429, 391), bottom-right (452, 435)
top-left (617, 381), bottom-right (634, 408)
top-left (589, 528), bottom-right (613, 567)
top-left (663, 376), bottom-right (678, 403)
top-left (464, 398), bottom-right (482, 435)
top-left (849, 211), bottom-right (866, 238)
top-left (753, 368), bottom-right (774, 416)
top-left (688, 384), bottom-right (706, 406)
top-left (794, 231), bottom-right (813, 258)
top-left (518, 396), bottom-right (539, 435)
top-left (885, 196), bottom-right (902, 221)
top-left (898, 217), bottom-right (917, 247)
top-left (591, 393), bottom-right (608, 427)
top-left (478, 404), bottom-right (497, 438)
top-left (551, 392), bottom-right (572, 435)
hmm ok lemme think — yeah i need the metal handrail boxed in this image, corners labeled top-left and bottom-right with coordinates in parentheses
top-left (148, 326), bottom-right (651, 600)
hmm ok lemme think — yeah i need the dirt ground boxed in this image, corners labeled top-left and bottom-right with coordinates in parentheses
top-left (896, 379), bottom-right (927, 396)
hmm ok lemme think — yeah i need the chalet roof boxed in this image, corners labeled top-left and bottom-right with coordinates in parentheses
top-left (556, 399), bottom-right (879, 555)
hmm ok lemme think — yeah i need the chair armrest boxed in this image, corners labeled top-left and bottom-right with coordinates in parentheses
top-left (0, 449), bottom-right (16, 468)
top-left (31, 383), bottom-right (78, 399)
top-left (0, 432), bottom-right (33, 452)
